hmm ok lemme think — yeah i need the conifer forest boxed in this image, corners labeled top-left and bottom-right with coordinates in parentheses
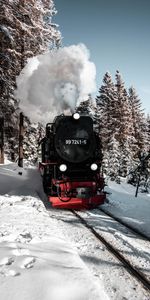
top-left (0, 0), bottom-right (149, 187)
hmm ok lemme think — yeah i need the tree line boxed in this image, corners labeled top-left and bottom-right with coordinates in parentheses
top-left (77, 71), bottom-right (150, 181)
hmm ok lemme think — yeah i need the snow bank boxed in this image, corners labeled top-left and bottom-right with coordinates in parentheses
top-left (104, 179), bottom-right (150, 238)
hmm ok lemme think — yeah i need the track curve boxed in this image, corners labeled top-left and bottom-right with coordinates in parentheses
top-left (72, 210), bottom-right (150, 291)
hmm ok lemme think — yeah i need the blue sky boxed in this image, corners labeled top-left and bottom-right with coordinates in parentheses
top-left (54, 0), bottom-right (150, 114)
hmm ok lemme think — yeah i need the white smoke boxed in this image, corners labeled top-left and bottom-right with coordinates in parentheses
top-left (16, 44), bottom-right (96, 124)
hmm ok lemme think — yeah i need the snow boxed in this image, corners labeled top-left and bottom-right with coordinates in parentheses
top-left (0, 162), bottom-right (150, 299)
top-left (0, 162), bottom-right (107, 300)
top-left (104, 179), bottom-right (150, 238)
top-left (0, 25), bottom-right (13, 41)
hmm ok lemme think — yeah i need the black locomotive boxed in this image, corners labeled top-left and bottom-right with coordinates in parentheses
top-left (39, 113), bottom-right (106, 209)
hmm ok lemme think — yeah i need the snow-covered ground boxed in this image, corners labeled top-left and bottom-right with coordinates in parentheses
top-left (0, 161), bottom-right (150, 300)
top-left (0, 162), bottom-right (107, 300)
top-left (104, 178), bottom-right (150, 238)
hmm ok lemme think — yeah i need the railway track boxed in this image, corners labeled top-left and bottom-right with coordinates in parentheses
top-left (72, 210), bottom-right (150, 292)
top-left (99, 207), bottom-right (150, 242)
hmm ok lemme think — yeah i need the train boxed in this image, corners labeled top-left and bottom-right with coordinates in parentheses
top-left (39, 113), bottom-right (106, 209)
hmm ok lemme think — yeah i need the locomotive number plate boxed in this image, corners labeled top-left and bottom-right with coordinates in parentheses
top-left (65, 139), bottom-right (87, 145)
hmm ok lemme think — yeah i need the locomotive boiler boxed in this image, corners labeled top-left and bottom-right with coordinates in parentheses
top-left (39, 113), bottom-right (106, 209)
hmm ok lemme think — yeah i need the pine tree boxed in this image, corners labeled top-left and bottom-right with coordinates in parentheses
top-left (146, 114), bottom-right (150, 151)
top-left (0, 0), bottom-right (61, 161)
top-left (96, 72), bottom-right (119, 175)
top-left (128, 86), bottom-right (147, 154)
top-left (76, 94), bottom-right (96, 117)
top-left (76, 99), bottom-right (91, 115)
top-left (96, 72), bottom-right (123, 178)
top-left (23, 118), bottom-right (45, 164)
top-left (115, 71), bottom-right (131, 141)
top-left (0, 0), bottom-right (61, 110)
top-left (105, 135), bottom-right (120, 179)
top-left (96, 72), bottom-right (116, 147)
top-left (115, 71), bottom-right (134, 176)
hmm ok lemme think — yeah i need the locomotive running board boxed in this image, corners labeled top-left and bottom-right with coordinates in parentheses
top-left (48, 195), bottom-right (105, 210)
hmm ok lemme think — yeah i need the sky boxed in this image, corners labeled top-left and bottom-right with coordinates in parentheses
top-left (54, 0), bottom-right (150, 114)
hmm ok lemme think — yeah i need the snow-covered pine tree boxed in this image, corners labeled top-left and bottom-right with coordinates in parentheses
top-left (76, 94), bottom-right (101, 134)
top-left (115, 70), bottom-right (134, 176)
top-left (23, 118), bottom-right (45, 164)
top-left (76, 99), bottom-right (91, 115)
top-left (104, 135), bottom-right (120, 179)
top-left (76, 94), bottom-right (94, 116)
top-left (96, 72), bottom-right (119, 176)
top-left (0, 0), bottom-right (61, 107)
top-left (92, 103), bottom-right (101, 133)
top-left (146, 114), bottom-right (150, 151)
top-left (128, 86), bottom-right (147, 154)
top-left (0, 0), bottom-right (61, 161)
top-left (126, 90), bottom-right (149, 188)
top-left (145, 117), bottom-right (150, 190)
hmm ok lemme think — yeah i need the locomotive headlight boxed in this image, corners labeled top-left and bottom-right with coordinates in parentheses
top-left (59, 164), bottom-right (67, 172)
top-left (73, 113), bottom-right (80, 120)
top-left (90, 163), bottom-right (98, 171)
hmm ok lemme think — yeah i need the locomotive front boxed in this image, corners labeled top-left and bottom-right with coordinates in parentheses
top-left (39, 113), bottom-right (106, 209)
top-left (55, 113), bottom-right (96, 163)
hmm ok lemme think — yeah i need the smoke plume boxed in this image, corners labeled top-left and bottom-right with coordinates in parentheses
top-left (16, 44), bottom-right (96, 124)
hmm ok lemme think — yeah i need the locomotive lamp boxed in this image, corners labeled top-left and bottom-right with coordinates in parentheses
top-left (59, 164), bottom-right (67, 172)
top-left (72, 113), bottom-right (80, 120)
top-left (90, 163), bottom-right (98, 171)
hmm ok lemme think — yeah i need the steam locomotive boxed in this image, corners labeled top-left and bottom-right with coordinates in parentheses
top-left (39, 113), bottom-right (106, 209)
